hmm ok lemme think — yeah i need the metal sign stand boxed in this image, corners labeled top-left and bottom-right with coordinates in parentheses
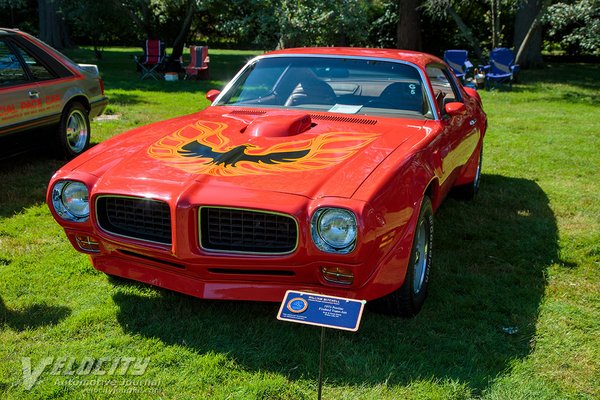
top-left (276, 291), bottom-right (367, 400)
top-left (318, 326), bottom-right (325, 400)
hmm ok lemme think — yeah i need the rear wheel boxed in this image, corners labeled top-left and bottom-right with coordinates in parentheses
top-left (374, 196), bottom-right (433, 317)
top-left (454, 144), bottom-right (482, 200)
top-left (57, 102), bottom-right (90, 159)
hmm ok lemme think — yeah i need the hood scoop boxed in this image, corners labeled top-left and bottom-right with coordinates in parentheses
top-left (244, 113), bottom-right (312, 137)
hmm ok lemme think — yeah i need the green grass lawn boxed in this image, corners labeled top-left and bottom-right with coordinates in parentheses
top-left (0, 48), bottom-right (598, 399)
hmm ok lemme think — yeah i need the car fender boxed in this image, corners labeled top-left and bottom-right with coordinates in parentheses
top-left (353, 150), bottom-right (438, 297)
top-left (61, 85), bottom-right (90, 111)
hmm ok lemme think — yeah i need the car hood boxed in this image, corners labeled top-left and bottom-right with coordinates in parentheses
top-left (73, 107), bottom-right (433, 200)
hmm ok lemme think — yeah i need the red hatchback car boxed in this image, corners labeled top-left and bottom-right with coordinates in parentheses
top-left (47, 48), bottom-right (486, 316)
top-left (0, 28), bottom-right (107, 158)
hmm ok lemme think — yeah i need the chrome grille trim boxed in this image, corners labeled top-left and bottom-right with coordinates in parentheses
top-left (199, 206), bottom-right (298, 255)
top-left (95, 195), bottom-right (171, 245)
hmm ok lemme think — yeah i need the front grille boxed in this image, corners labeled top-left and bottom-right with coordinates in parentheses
top-left (96, 196), bottom-right (171, 245)
top-left (200, 207), bottom-right (297, 254)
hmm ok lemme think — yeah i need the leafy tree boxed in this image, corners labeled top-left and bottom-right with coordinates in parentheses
top-left (543, 0), bottom-right (600, 55)
top-left (368, 1), bottom-right (398, 48)
top-left (275, 0), bottom-right (371, 48)
top-left (423, 0), bottom-right (484, 57)
top-left (65, 0), bottom-right (137, 58)
top-left (0, 0), bottom-right (36, 31)
top-left (198, 0), bottom-right (279, 49)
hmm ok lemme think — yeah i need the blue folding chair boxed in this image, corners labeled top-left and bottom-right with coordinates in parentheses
top-left (481, 47), bottom-right (520, 89)
top-left (443, 50), bottom-right (473, 81)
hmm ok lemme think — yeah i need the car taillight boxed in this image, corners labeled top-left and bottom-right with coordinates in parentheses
top-left (99, 78), bottom-right (104, 95)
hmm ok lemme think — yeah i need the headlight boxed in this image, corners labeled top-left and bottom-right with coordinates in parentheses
top-left (311, 208), bottom-right (357, 254)
top-left (51, 181), bottom-right (89, 222)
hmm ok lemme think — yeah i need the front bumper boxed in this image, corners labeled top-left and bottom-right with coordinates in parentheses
top-left (49, 174), bottom-right (416, 303)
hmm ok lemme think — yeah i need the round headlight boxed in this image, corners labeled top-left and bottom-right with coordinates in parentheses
top-left (62, 182), bottom-right (89, 217)
top-left (312, 208), bottom-right (357, 253)
top-left (51, 181), bottom-right (89, 221)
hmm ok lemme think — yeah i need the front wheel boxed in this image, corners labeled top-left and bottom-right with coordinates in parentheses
top-left (374, 196), bottom-right (434, 317)
top-left (57, 102), bottom-right (90, 159)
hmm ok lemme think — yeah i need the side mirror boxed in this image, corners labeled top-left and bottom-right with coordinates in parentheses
top-left (463, 86), bottom-right (483, 105)
top-left (206, 89), bottom-right (221, 103)
top-left (444, 102), bottom-right (466, 117)
top-left (463, 87), bottom-right (478, 98)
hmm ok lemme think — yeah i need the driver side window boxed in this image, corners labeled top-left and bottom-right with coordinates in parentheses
top-left (426, 65), bottom-right (462, 113)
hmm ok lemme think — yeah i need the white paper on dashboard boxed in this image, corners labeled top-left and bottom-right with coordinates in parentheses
top-left (329, 104), bottom-right (363, 114)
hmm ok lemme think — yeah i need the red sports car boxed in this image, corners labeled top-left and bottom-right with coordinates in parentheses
top-left (47, 48), bottom-right (486, 316)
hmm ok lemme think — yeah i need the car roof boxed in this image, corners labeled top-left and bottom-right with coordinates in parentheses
top-left (264, 47), bottom-right (443, 68)
top-left (0, 28), bottom-right (20, 36)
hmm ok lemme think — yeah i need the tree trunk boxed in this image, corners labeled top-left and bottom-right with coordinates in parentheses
top-left (514, 0), bottom-right (544, 68)
top-left (447, 6), bottom-right (483, 59)
top-left (170, 1), bottom-right (196, 61)
top-left (491, 0), bottom-right (499, 48)
top-left (38, 0), bottom-right (71, 49)
top-left (396, 0), bottom-right (421, 50)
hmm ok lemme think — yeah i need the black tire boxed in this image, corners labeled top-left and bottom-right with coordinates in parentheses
top-left (453, 144), bottom-right (482, 200)
top-left (57, 101), bottom-right (90, 159)
top-left (373, 196), bottom-right (434, 317)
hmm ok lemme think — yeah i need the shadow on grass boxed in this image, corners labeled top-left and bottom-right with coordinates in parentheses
top-left (107, 92), bottom-right (149, 106)
top-left (0, 296), bottom-right (71, 331)
top-left (0, 135), bottom-right (64, 218)
top-left (511, 63), bottom-right (600, 105)
top-left (111, 174), bottom-right (558, 394)
top-left (523, 63), bottom-right (600, 90)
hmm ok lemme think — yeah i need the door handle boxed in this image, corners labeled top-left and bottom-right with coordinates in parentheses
top-left (469, 119), bottom-right (477, 126)
top-left (28, 91), bottom-right (40, 99)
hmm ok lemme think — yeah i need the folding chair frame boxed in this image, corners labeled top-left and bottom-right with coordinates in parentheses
top-left (184, 45), bottom-right (210, 81)
top-left (134, 40), bottom-right (167, 80)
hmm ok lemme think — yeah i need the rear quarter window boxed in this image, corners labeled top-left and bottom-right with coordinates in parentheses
top-left (0, 40), bottom-right (28, 86)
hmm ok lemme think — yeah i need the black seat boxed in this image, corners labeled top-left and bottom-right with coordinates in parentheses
top-left (377, 82), bottom-right (423, 113)
top-left (285, 79), bottom-right (337, 106)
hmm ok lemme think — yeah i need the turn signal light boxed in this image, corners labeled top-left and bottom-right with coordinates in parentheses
top-left (75, 234), bottom-right (100, 253)
top-left (321, 266), bottom-right (354, 285)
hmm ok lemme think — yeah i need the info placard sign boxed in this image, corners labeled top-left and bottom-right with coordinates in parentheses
top-left (277, 291), bottom-right (366, 332)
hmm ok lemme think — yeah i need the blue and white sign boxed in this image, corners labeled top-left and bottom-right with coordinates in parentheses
top-left (277, 290), bottom-right (366, 332)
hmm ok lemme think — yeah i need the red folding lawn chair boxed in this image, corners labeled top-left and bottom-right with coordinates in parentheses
top-left (184, 45), bottom-right (210, 80)
top-left (134, 39), bottom-right (166, 80)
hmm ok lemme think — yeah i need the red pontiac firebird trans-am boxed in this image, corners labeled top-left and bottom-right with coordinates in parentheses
top-left (47, 48), bottom-right (486, 316)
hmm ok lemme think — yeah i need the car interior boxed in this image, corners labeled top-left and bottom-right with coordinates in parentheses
top-left (219, 57), bottom-right (436, 118)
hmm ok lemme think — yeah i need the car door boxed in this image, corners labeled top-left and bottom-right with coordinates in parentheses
top-left (427, 64), bottom-right (480, 197)
top-left (0, 38), bottom-right (37, 136)
top-left (8, 39), bottom-right (64, 126)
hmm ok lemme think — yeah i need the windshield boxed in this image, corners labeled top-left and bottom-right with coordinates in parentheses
top-left (217, 56), bottom-right (432, 119)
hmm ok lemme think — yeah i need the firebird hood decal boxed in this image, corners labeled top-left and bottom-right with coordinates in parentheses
top-left (147, 120), bottom-right (379, 176)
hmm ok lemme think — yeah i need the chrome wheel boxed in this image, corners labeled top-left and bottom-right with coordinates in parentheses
top-left (412, 218), bottom-right (429, 295)
top-left (65, 110), bottom-right (88, 153)
top-left (473, 146), bottom-right (482, 191)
